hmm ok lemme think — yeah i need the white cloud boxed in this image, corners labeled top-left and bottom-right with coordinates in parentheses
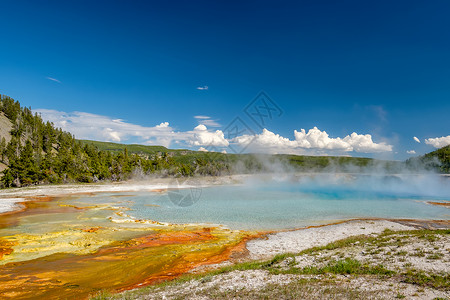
top-left (425, 135), bottom-right (450, 148)
top-left (46, 77), bottom-right (61, 83)
top-left (34, 109), bottom-right (186, 147)
top-left (233, 127), bottom-right (392, 154)
top-left (34, 109), bottom-right (394, 155)
top-left (198, 147), bottom-right (208, 152)
top-left (413, 136), bottom-right (421, 143)
top-left (294, 127), bottom-right (352, 151)
top-left (343, 132), bottom-right (392, 153)
top-left (407, 150), bottom-right (416, 154)
top-left (194, 124), bottom-right (207, 131)
top-left (194, 115), bottom-right (220, 127)
top-left (234, 128), bottom-right (297, 150)
top-left (156, 122), bottom-right (169, 128)
top-left (191, 124), bottom-right (229, 147)
top-left (196, 86), bottom-right (208, 90)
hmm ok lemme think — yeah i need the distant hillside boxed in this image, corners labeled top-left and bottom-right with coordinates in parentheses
top-left (79, 140), bottom-right (186, 157)
top-left (406, 145), bottom-right (450, 173)
top-left (81, 140), bottom-right (405, 174)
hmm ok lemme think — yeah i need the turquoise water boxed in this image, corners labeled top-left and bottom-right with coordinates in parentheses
top-left (129, 175), bottom-right (450, 230)
top-left (78, 175), bottom-right (450, 230)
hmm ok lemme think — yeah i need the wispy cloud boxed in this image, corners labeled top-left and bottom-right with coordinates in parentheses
top-left (34, 109), bottom-right (190, 147)
top-left (35, 109), bottom-right (227, 148)
top-left (413, 136), bottom-right (420, 143)
top-left (196, 86), bottom-right (208, 90)
top-left (46, 77), bottom-right (61, 83)
top-left (194, 115), bottom-right (210, 119)
top-left (407, 150), bottom-right (416, 154)
top-left (194, 115), bottom-right (221, 127)
top-left (368, 105), bottom-right (387, 123)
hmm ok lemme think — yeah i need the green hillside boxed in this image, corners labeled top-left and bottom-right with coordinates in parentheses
top-left (406, 145), bottom-right (450, 173)
top-left (79, 140), bottom-right (174, 156)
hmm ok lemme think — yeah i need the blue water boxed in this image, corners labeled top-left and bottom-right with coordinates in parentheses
top-left (122, 174), bottom-right (450, 230)
top-left (74, 174), bottom-right (450, 230)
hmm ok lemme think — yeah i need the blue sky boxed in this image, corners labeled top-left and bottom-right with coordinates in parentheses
top-left (1, 0), bottom-right (449, 159)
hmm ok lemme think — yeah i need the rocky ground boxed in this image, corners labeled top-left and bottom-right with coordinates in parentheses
top-left (92, 220), bottom-right (450, 300)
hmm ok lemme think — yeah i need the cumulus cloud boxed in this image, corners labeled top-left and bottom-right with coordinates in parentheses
top-left (234, 128), bottom-right (297, 150)
top-left (156, 122), bottom-right (169, 128)
top-left (194, 115), bottom-right (220, 127)
top-left (191, 124), bottom-right (229, 147)
top-left (413, 136), bottom-right (421, 143)
top-left (196, 86), bottom-right (208, 90)
top-left (343, 132), bottom-right (392, 153)
top-left (407, 150), bottom-right (416, 154)
top-left (425, 135), bottom-right (450, 148)
top-left (232, 127), bottom-right (392, 154)
top-left (198, 147), bottom-right (208, 152)
top-left (294, 128), bottom-right (352, 151)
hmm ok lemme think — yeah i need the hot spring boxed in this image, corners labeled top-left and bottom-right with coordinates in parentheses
top-left (1, 173), bottom-right (449, 298)
top-left (74, 174), bottom-right (450, 230)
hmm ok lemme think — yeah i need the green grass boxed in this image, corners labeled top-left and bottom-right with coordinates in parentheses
top-left (274, 258), bottom-right (395, 277)
top-left (401, 269), bottom-right (450, 290)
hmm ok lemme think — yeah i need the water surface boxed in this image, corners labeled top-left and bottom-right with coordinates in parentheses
top-left (101, 174), bottom-right (450, 230)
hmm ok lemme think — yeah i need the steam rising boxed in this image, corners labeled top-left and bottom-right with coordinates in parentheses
top-left (228, 153), bottom-right (450, 200)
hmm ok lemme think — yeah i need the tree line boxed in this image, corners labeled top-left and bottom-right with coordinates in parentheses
top-left (0, 95), bottom-right (230, 188)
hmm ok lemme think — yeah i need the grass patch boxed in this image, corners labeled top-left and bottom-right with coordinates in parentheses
top-left (395, 251), bottom-right (408, 256)
top-left (401, 269), bottom-right (450, 290)
top-left (296, 258), bottom-right (395, 276)
top-left (426, 253), bottom-right (444, 260)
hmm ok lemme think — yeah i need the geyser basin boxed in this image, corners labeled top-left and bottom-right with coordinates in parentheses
top-left (0, 174), bottom-right (448, 299)
top-left (126, 174), bottom-right (450, 230)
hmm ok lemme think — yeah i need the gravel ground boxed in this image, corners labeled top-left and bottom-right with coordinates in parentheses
top-left (246, 220), bottom-right (415, 259)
